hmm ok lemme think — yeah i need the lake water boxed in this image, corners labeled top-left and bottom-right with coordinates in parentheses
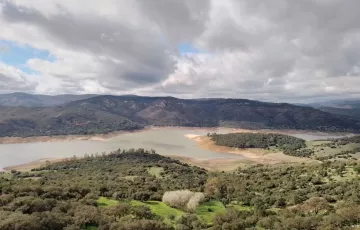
top-left (0, 128), bottom-right (353, 170)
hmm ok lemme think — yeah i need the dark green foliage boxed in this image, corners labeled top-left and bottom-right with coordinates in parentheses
top-left (207, 161), bottom-right (360, 229)
top-left (331, 135), bottom-right (360, 145)
top-left (1, 148), bottom-right (360, 229)
top-left (31, 149), bottom-right (208, 200)
top-left (1, 95), bottom-right (360, 137)
top-left (210, 133), bottom-right (312, 157)
top-left (175, 214), bottom-right (207, 230)
top-left (0, 149), bottom-right (207, 229)
top-left (210, 132), bottom-right (305, 149)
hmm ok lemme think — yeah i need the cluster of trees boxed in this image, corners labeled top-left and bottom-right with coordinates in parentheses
top-left (331, 135), bottom-right (360, 145)
top-left (0, 200), bottom-right (173, 230)
top-left (212, 202), bottom-right (360, 230)
top-left (2, 148), bottom-right (360, 229)
top-left (203, 160), bottom-right (360, 229)
top-left (209, 133), bottom-right (311, 157)
top-left (316, 148), bottom-right (360, 161)
top-left (0, 149), bottom-right (208, 229)
top-left (162, 190), bottom-right (205, 212)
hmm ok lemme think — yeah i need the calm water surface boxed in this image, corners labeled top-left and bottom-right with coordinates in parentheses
top-left (0, 128), bottom-right (352, 170)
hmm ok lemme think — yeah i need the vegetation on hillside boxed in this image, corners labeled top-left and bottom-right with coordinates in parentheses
top-left (209, 132), bottom-right (314, 157)
top-left (308, 136), bottom-right (360, 160)
top-left (1, 148), bottom-right (360, 229)
top-left (1, 95), bottom-right (359, 137)
top-left (331, 135), bottom-right (360, 145)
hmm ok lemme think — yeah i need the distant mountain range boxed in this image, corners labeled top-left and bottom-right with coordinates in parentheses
top-left (0, 92), bottom-right (96, 107)
top-left (0, 93), bottom-right (359, 137)
top-left (310, 100), bottom-right (360, 119)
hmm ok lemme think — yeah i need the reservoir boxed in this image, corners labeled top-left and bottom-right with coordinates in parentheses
top-left (0, 127), bottom-right (353, 170)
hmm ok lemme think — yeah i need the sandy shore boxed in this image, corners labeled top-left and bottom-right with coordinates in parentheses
top-left (185, 134), bottom-right (317, 165)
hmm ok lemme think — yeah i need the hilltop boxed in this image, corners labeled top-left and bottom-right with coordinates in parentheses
top-left (0, 92), bottom-right (96, 107)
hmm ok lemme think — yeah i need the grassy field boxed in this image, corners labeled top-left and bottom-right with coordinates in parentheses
top-left (97, 197), bottom-right (120, 207)
top-left (131, 200), bottom-right (184, 225)
top-left (96, 197), bottom-right (184, 225)
top-left (96, 197), bottom-right (253, 226)
top-left (196, 201), bottom-right (226, 224)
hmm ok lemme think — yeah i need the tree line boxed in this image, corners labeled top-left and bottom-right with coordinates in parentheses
top-left (209, 132), bottom-right (313, 157)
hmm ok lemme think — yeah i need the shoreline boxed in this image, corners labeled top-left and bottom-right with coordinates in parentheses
top-left (0, 126), bottom-right (353, 145)
top-left (184, 134), bottom-right (318, 165)
top-left (0, 127), bottom-right (344, 171)
top-left (0, 128), bottom-right (152, 145)
top-left (4, 132), bottom-right (319, 172)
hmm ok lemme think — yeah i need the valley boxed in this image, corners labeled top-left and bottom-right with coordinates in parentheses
top-left (1, 94), bottom-right (360, 230)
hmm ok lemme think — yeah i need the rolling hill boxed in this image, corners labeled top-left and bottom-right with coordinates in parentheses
top-left (0, 95), bottom-right (359, 137)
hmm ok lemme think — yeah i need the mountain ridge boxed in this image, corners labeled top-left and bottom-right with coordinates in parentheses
top-left (0, 92), bottom-right (96, 107)
top-left (0, 94), bottom-right (359, 137)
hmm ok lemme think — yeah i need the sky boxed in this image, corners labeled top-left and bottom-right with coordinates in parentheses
top-left (1, 0), bottom-right (360, 103)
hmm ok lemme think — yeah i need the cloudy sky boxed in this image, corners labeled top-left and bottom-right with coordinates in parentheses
top-left (0, 0), bottom-right (360, 102)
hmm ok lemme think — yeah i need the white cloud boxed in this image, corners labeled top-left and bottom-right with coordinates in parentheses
top-left (0, 0), bottom-right (360, 102)
top-left (0, 62), bottom-right (37, 92)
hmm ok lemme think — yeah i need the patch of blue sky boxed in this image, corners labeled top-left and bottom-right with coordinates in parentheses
top-left (0, 40), bottom-right (55, 74)
top-left (177, 42), bottom-right (201, 54)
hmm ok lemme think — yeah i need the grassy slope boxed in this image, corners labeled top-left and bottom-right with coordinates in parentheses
top-left (96, 197), bottom-right (184, 225)
top-left (96, 197), bottom-right (253, 226)
top-left (131, 200), bottom-right (184, 225)
top-left (196, 201), bottom-right (225, 224)
top-left (97, 197), bottom-right (119, 207)
top-left (307, 140), bottom-right (360, 158)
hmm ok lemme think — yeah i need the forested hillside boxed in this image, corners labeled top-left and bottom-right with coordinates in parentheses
top-left (0, 95), bottom-right (359, 137)
top-left (1, 149), bottom-right (360, 229)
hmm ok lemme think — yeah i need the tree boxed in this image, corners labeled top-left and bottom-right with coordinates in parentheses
top-left (301, 197), bottom-right (331, 214)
